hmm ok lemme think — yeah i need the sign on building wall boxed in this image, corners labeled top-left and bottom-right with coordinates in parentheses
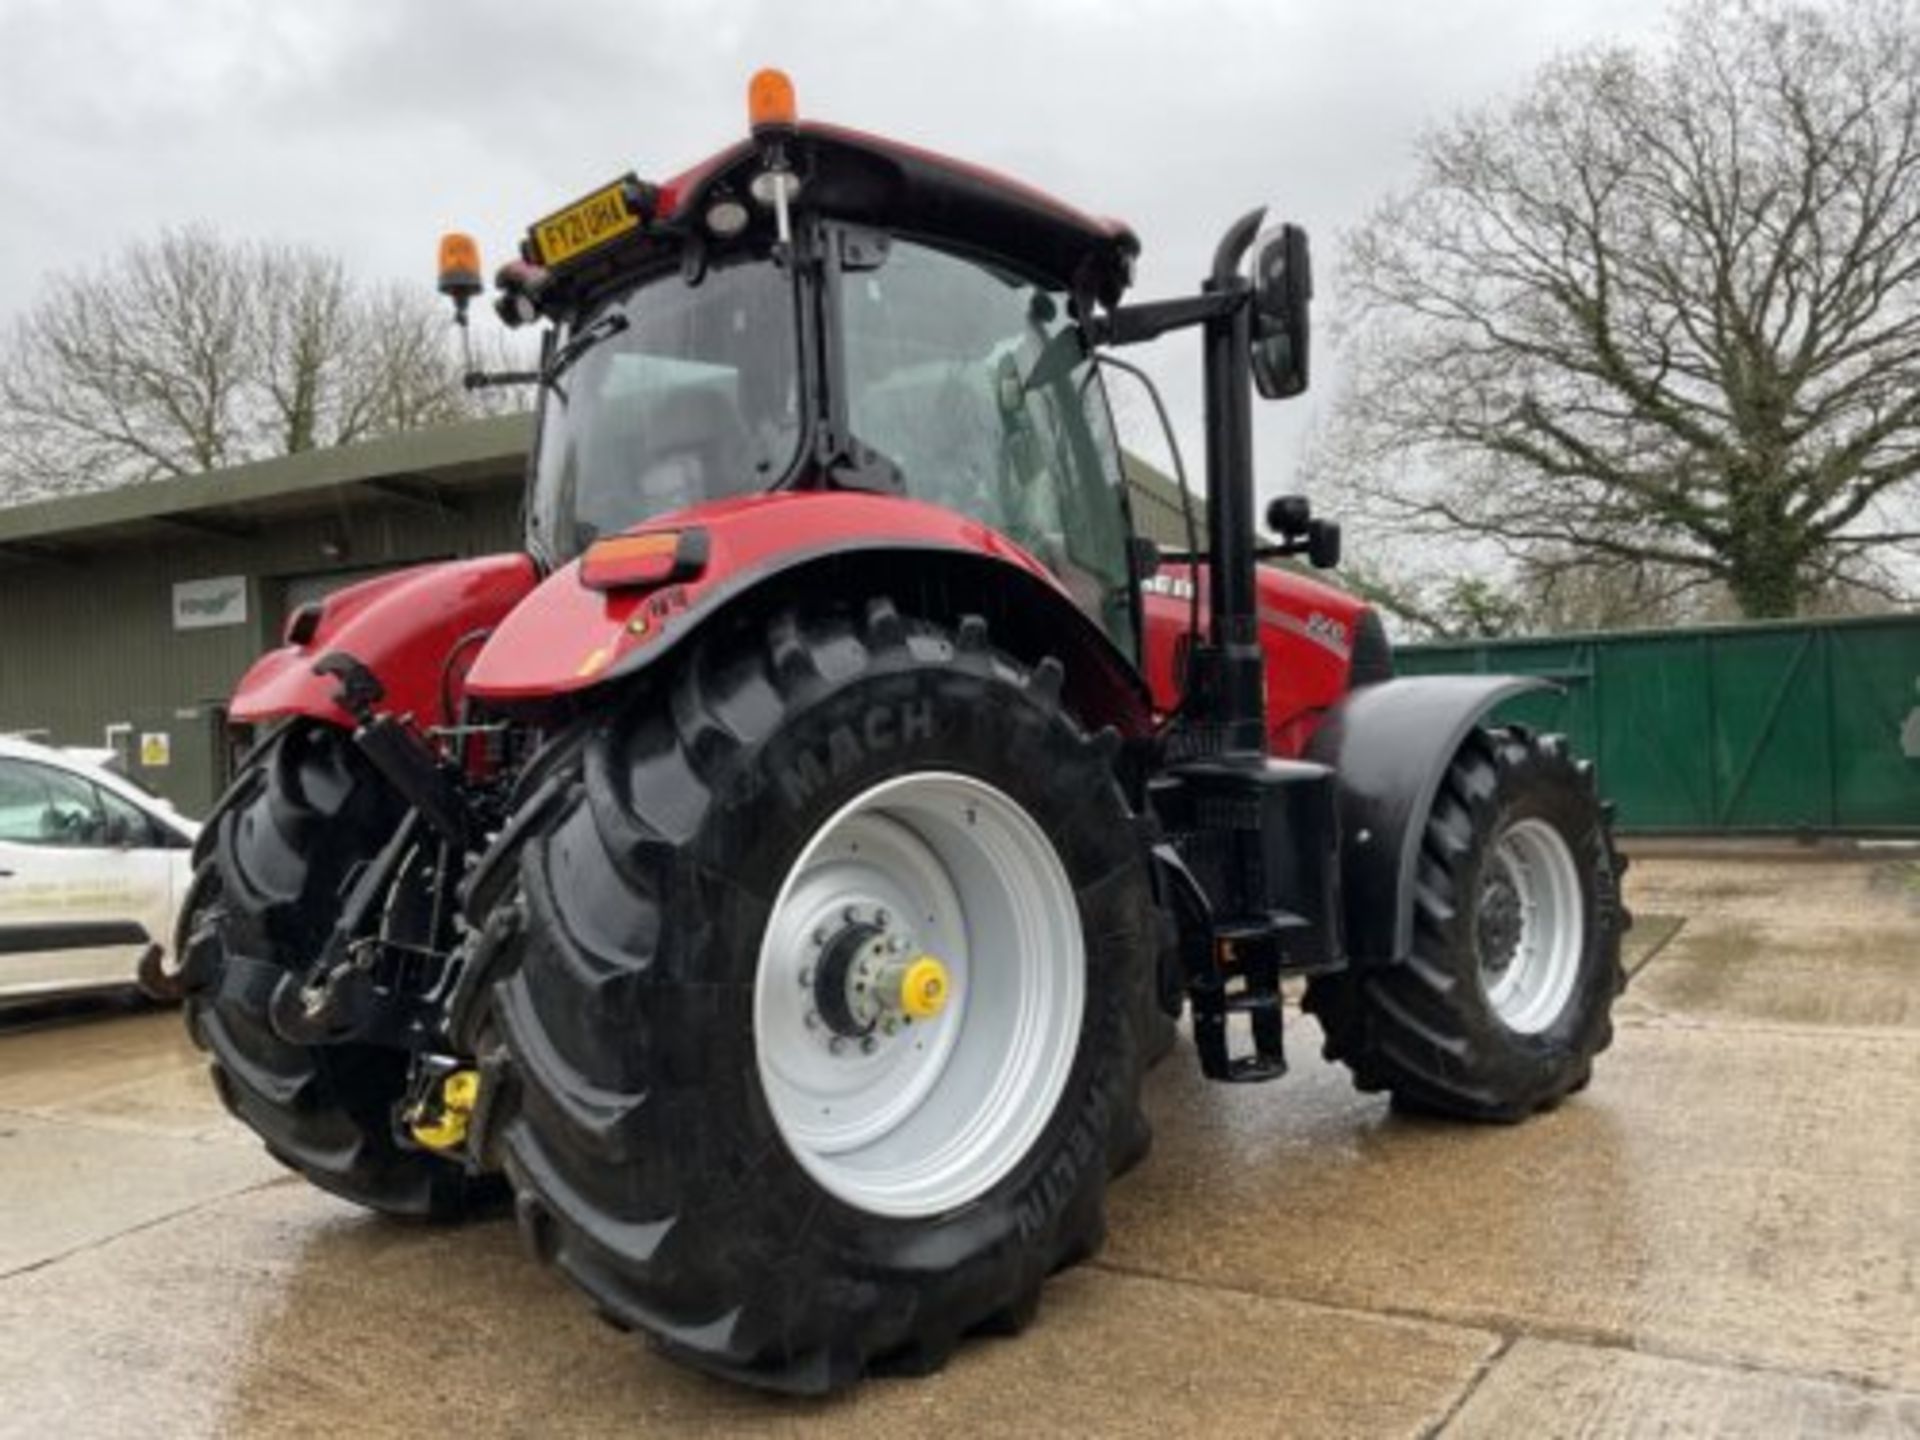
top-left (172, 576), bottom-right (248, 631)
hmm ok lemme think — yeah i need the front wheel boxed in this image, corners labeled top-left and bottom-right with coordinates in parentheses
top-left (483, 600), bottom-right (1159, 1392)
top-left (1303, 726), bottom-right (1628, 1120)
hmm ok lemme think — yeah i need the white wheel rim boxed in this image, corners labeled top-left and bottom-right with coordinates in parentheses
top-left (1476, 817), bottom-right (1585, 1034)
top-left (753, 771), bottom-right (1084, 1218)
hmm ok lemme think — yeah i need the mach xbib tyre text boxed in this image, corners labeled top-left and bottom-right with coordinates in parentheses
top-left (484, 599), bottom-right (1158, 1392)
top-left (183, 722), bottom-right (478, 1216)
top-left (1304, 726), bottom-right (1629, 1120)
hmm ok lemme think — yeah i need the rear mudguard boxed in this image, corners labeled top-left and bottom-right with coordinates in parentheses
top-left (229, 555), bottom-right (540, 728)
top-left (1304, 675), bottom-right (1552, 966)
top-left (463, 492), bottom-right (1155, 735)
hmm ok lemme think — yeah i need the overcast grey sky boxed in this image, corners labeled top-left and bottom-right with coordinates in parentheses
top-left (0, 0), bottom-right (1676, 495)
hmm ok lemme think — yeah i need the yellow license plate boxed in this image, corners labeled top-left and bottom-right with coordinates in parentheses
top-left (530, 178), bottom-right (641, 267)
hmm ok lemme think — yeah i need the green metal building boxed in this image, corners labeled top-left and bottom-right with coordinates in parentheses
top-left (0, 416), bottom-right (1204, 815)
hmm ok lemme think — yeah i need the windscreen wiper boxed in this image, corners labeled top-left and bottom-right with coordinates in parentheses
top-left (543, 312), bottom-right (631, 391)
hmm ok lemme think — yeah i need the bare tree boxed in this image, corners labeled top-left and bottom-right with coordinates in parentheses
top-left (1337, 558), bottom-right (1530, 640)
top-left (249, 246), bottom-right (355, 455)
top-left (352, 284), bottom-right (472, 434)
top-left (1, 229), bottom-right (251, 491)
top-left (1319, 0), bottom-right (1920, 619)
top-left (0, 228), bottom-right (495, 501)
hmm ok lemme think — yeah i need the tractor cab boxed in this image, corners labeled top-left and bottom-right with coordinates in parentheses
top-left (454, 87), bottom-right (1146, 652)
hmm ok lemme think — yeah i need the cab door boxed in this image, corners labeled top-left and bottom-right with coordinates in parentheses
top-left (0, 758), bottom-right (166, 999)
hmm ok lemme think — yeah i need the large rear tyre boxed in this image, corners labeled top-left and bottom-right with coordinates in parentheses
top-left (484, 601), bottom-right (1158, 1392)
top-left (183, 722), bottom-right (482, 1217)
top-left (1303, 726), bottom-right (1628, 1121)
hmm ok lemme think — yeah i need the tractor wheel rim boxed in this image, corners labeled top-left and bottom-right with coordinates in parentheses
top-left (1477, 817), bottom-right (1584, 1034)
top-left (753, 771), bottom-right (1084, 1219)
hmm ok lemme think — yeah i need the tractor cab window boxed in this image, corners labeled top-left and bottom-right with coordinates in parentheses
top-left (531, 253), bottom-right (805, 558)
top-left (838, 239), bottom-right (1137, 653)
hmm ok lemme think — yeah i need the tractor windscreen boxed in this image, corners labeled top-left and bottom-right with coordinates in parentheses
top-left (529, 253), bottom-right (804, 557)
top-left (839, 240), bottom-right (1137, 652)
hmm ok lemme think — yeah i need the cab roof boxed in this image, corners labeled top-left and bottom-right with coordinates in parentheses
top-left (656, 123), bottom-right (1141, 307)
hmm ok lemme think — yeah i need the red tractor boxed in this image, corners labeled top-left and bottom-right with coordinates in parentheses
top-left (157, 72), bottom-right (1626, 1392)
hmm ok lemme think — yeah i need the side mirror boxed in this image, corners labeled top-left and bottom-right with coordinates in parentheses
top-left (1307, 519), bottom-right (1341, 570)
top-left (102, 812), bottom-right (134, 849)
top-left (1266, 494), bottom-right (1311, 537)
top-left (1250, 222), bottom-right (1311, 400)
top-left (1262, 495), bottom-right (1341, 569)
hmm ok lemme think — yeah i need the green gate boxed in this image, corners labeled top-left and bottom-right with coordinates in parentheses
top-left (1397, 613), bottom-right (1920, 834)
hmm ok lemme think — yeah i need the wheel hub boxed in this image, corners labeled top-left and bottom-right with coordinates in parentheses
top-left (753, 771), bottom-right (1084, 1219)
top-left (805, 909), bottom-right (954, 1052)
top-left (1476, 817), bottom-right (1586, 1035)
top-left (1477, 872), bottom-right (1524, 977)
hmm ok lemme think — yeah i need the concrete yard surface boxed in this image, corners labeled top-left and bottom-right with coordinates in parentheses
top-left (0, 849), bottom-right (1915, 1438)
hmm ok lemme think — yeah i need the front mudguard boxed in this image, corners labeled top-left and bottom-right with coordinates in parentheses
top-left (1305, 675), bottom-right (1553, 966)
top-left (229, 554), bottom-right (539, 729)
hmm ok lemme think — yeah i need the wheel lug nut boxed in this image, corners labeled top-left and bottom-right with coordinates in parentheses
top-left (860, 1036), bottom-right (877, 1055)
top-left (843, 905), bottom-right (860, 924)
top-left (828, 1036), bottom-right (846, 1056)
top-left (798, 968), bottom-right (813, 988)
top-left (874, 908), bottom-right (890, 928)
top-left (804, 1011), bottom-right (820, 1031)
top-left (812, 927), bottom-right (828, 946)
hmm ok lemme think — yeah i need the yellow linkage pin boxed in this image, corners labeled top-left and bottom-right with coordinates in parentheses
top-left (409, 1069), bottom-right (480, 1151)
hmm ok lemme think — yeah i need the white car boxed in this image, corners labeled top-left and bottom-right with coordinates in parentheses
top-left (0, 735), bottom-right (200, 1004)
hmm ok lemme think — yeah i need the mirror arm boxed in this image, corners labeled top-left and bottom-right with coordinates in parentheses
top-left (1089, 291), bottom-right (1242, 348)
top-left (463, 369), bottom-right (540, 391)
top-left (1160, 544), bottom-right (1305, 563)
top-left (1161, 535), bottom-right (1339, 569)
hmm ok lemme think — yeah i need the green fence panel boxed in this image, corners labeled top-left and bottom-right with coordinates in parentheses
top-left (1829, 622), bottom-right (1920, 831)
top-left (1399, 614), bottom-right (1919, 835)
top-left (1604, 635), bottom-right (1712, 829)
top-left (1708, 627), bottom-right (1828, 828)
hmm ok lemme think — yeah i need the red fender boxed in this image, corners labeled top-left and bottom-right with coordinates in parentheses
top-left (464, 491), bottom-right (1153, 731)
top-left (1140, 562), bottom-right (1378, 756)
top-left (229, 554), bottom-right (540, 728)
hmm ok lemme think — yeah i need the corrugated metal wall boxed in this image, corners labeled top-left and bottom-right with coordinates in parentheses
top-left (0, 488), bottom-right (521, 813)
top-left (1398, 614), bottom-right (1920, 835)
